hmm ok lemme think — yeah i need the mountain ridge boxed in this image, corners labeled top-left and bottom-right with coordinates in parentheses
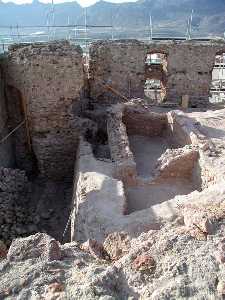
top-left (0, 0), bottom-right (224, 37)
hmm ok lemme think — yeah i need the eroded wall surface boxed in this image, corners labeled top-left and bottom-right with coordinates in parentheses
top-left (4, 42), bottom-right (85, 179)
top-left (0, 64), bottom-right (13, 168)
top-left (89, 40), bottom-right (225, 105)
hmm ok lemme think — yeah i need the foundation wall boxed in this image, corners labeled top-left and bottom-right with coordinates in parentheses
top-left (4, 42), bottom-right (85, 179)
top-left (71, 138), bottom-right (123, 242)
top-left (89, 40), bottom-right (225, 106)
top-left (123, 106), bottom-right (167, 136)
top-left (107, 105), bottom-right (137, 185)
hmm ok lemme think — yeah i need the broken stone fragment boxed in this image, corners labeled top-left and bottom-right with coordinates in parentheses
top-left (0, 240), bottom-right (7, 258)
top-left (217, 281), bottom-right (225, 296)
top-left (42, 282), bottom-right (65, 300)
top-left (214, 251), bottom-right (225, 264)
top-left (47, 282), bottom-right (65, 293)
top-left (218, 238), bottom-right (225, 252)
top-left (7, 233), bottom-right (61, 262)
top-left (132, 254), bottom-right (156, 273)
top-left (182, 205), bottom-right (214, 236)
top-left (103, 232), bottom-right (131, 261)
top-left (215, 238), bottom-right (225, 264)
top-left (80, 239), bottom-right (109, 260)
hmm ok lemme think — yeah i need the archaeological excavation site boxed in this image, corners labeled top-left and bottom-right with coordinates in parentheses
top-left (1, 39), bottom-right (225, 299)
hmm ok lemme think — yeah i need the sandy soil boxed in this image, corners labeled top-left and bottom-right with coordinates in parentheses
top-left (127, 135), bottom-right (195, 214)
top-left (126, 179), bottom-right (195, 214)
top-left (128, 135), bottom-right (169, 178)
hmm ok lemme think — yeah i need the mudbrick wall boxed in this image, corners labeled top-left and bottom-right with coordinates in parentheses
top-left (89, 39), bottom-right (225, 106)
top-left (3, 41), bottom-right (85, 180)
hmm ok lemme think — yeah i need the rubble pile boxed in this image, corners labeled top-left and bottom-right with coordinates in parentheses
top-left (0, 168), bottom-right (36, 246)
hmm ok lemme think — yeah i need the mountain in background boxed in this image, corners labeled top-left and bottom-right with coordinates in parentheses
top-left (0, 0), bottom-right (224, 37)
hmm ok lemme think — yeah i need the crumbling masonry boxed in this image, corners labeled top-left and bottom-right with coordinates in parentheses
top-left (0, 39), bottom-right (225, 246)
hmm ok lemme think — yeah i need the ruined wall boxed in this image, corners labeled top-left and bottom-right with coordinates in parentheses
top-left (107, 104), bottom-right (137, 185)
top-left (4, 42), bottom-right (85, 179)
top-left (89, 40), bottom-right (146, 103)
top-left (89, 40), bottom-right (225, 106)
top-left (123, 106), bottom-right (167, 136)
top-left (0, 63), bottom-right (14, 168)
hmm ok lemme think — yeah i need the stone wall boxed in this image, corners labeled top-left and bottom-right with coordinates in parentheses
top-left (123, 105), bottom-right (167, 136)
top-left (107, 104), bottom-right (137, 185)
top-left (0, 167), bottom-right (28, 246)
top-left (0, 63), bottom-right (14, 168)
top-left (4, 41), bottom-right (85, 179)
top-left (89, 40), bottom-right (225, 106)
top-left (89, 40), bottom-right (146, 103)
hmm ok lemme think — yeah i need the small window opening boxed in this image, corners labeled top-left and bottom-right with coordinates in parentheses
top-left (210, 53), bottom-right (225, 103)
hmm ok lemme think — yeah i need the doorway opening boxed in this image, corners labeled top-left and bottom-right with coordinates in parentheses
top-left (210, 53), bottom-right (225, 103)
top-left (144, 53), bottom-right (168, 103)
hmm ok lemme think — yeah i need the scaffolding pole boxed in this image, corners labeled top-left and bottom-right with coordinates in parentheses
top-left (67, 16), bottom-right (70, 41)
top-left (186, 9), bottom-right (194, 40)
top-left (149, 13), bottom-right (153, 42)
top-left (111, 10), bottom-right (114, 40)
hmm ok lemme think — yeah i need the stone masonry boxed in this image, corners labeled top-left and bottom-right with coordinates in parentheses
top-left (1, 39), bottom-right (225, 180)
top-left (89, 39), bottom-right (225, 106)
top-left (0, 64), bottom-right (13, 168)
top-left (3, 41), bottom-right (85, 180)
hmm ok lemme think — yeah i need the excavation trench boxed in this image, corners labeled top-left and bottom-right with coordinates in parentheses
top-left (121, 113), bottom-right (201, 215)
top-left (126, 135), bottom-right (199, 214)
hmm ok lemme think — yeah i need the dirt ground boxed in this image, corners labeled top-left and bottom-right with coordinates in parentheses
top-left (126, 135), bottom-right (195, 213)
top-left (126, 179), bottom-right (195, 214)
top-left (128, 135), bottom-right (169, 178)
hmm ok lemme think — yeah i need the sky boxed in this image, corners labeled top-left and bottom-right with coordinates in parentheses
top-left (2, 0), bottom-right (137, 7)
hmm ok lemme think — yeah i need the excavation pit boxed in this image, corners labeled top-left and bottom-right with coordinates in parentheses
top-left (120, 106), bottom-right (201, 214)
top-left (128, 135), bottom-right (170, 178)
top-left (126, 179), bottom-right (196, 214)
top-left (72, 103), bottom-right (219, 243)
top-left (126, 133), bottom-right (199, 214)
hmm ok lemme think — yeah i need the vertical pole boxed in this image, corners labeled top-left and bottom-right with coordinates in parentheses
top-left (84, 8), bottom-right (88, 66)
top-left (10, 26), bottom-right (14, 42)
top-left (84, 7), bottom-right (87, 38)
top-left (186, 14), bottom-right (190, 40)
top-left (111, 10), bottom-right (114, 40)
top-left (51, 0), bottom-right (55, 40)
top-left (67, 16), bottom-right (70, 41)
top-left (149, 13), bottom-right (152, 42)
top-left (16, 24), bottom-right (20, 42)
top-left (74, 26), bottom-right (77, 41)
top-left (189, 9), bottom-right (194, 39)
top-left (45, 10), bottom-right (50, 41)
